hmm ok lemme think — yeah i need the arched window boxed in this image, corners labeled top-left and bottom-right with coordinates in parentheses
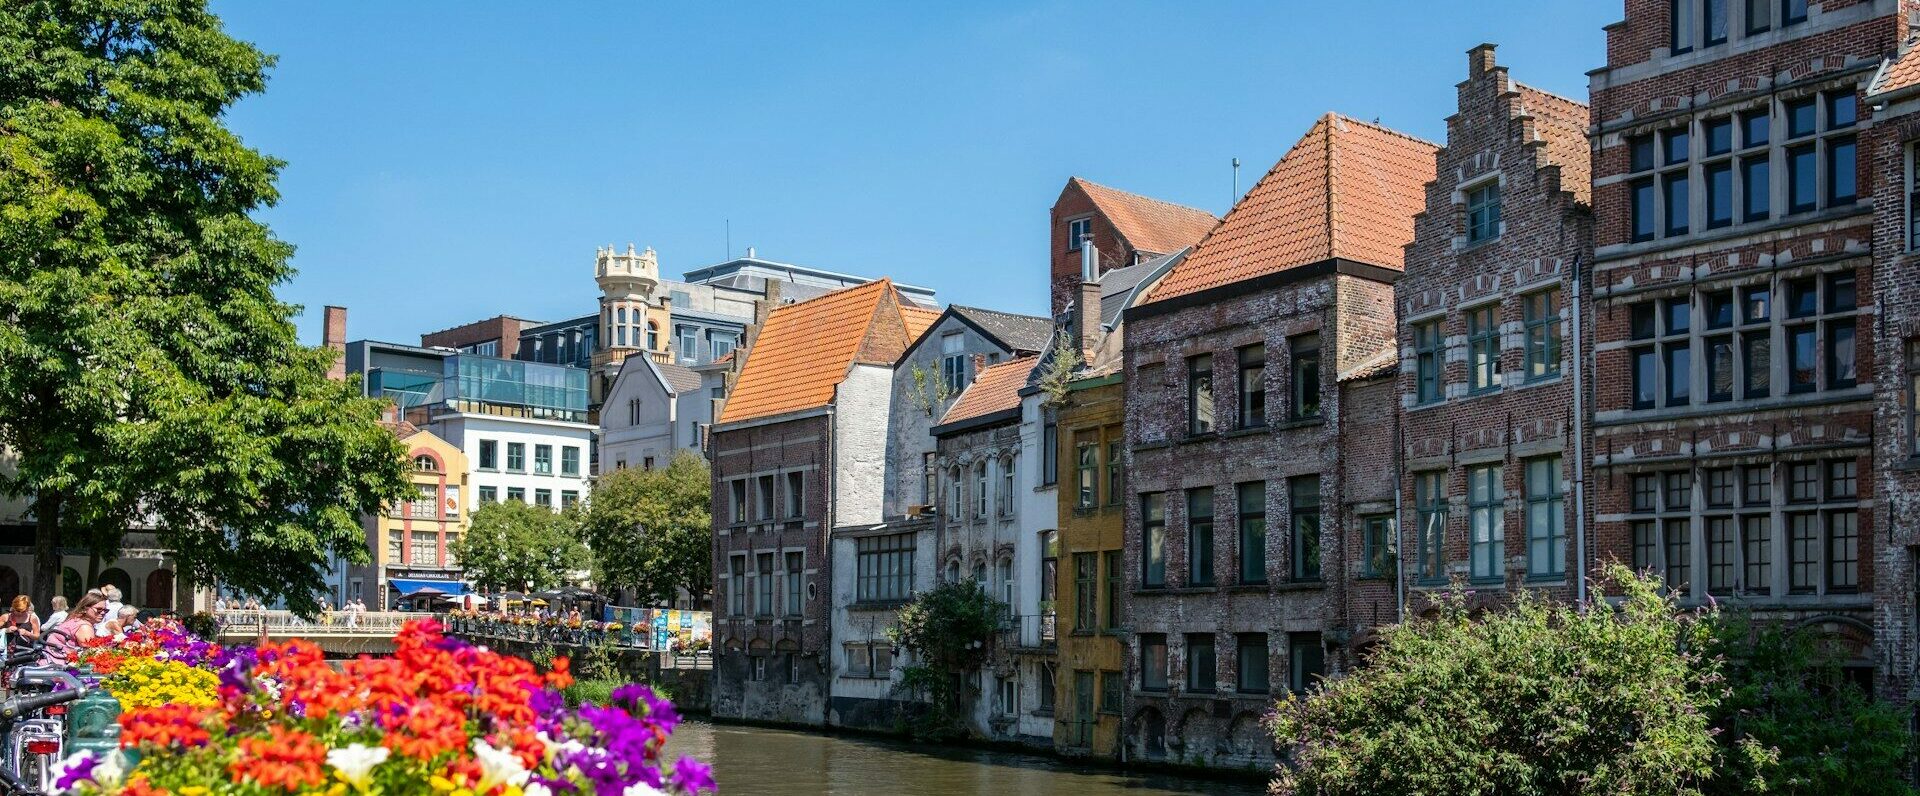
top-left (617, 307), bottom-right (628, 325)
top-left (413, 454), bottom-right (438, 473)
top-left (949, 467), bottom-right (962, 517)
top-left (95, 568), bottom-right (133, 601)
top-left (59, 567), bottom-right (82, 607)
top-left (647, 321), bottom-right (660, 350)
top-left (1000, 456), bottom-right (1016, 516)
top-left (974, 461), bottom-right (988, 518)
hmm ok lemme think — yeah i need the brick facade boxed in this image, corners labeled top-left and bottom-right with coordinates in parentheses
top-left (1587, 0), bottom-right (1897, 688)
top-left (420, 315), bottom-right (531, 358)
top-left (710, 414), bottom-right (833, 726)
top-left (1397, 45), bottom-right (1594, 609)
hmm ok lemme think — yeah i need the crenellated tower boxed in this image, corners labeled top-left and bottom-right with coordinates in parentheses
top-left (590, 243), bottom-right (669, 404)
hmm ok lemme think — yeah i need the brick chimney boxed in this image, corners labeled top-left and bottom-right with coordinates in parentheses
top-left (1075, 238), bottom-right (1102, 363)
top-left (323, 305), bottom-right (348, 382)
top-left (1468, 42), bottom-right (1497, 78)
top-left (970, 353), bottom-right (987, 388)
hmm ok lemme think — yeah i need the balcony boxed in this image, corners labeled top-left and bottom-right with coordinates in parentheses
top-left (1001, 610), bottom-right (1057, 653)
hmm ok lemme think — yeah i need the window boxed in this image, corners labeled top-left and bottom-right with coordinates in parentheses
top-left (1415, 471), bottom-right (1446, 582)
top-left (1783, 0), bottom-right (1806, 26)
top-left (1188, 489), bottom-right (1215, 586)
top-left (1467, 464), bottom-right (1504, 581)
top-left (1828, 510), bottom-right (1859, 591)
top-left (729, 480), bottom-right (747, 524)
top-left (478, 485), bottom-right (498, 505)
top-left (856, 533), bottom-right (914, 603)
top-left (1142, 493), bottom-right (1166, 588)
top-left (560, 491), bottom-right (579, 510)
top-left (506, 442), bottom-right (525, 472)
top-left (948, 467), bottom-right (962, 519)
top-left (506, 487), bottom-right (525, 503)
top-left (1414, 320), bottom-right (1444, 404)
top-left (533, 444), bottom-right (553, 475)
top-left (1628, 296), bottom-right (1698, 409)
top-left (1236, 634), bottom-right (1270, 693)
top-left (940, 333), bottom-right (967, 394)
top-left (1073, 553), bottom-right (1098, 631)
top-left (1186, 634), bottom-right (1216, 693)
top-left (1075, 433), bottom-right (1098, 510)
top-left (1238, 344), bottom-right (1267, 428)
top-left (1664, 170), bottom-right (1691, 236)
top-left (1671, 0), bottom-right (1695, 53)
top-left (561, 446), bottom-right (580, 477)
top-left (1706, 516), bottom-right (1735, 595)
top-left (410, 485), bottom-right (438, 519)
top-left (1290, 475), bottom-right (1321, 581)
top-left (1141, 635), bottom-right (1168, 692)
top-left (412, 531), bottom-right (438, 566)
top-left (783, 556), bottom-right (806, 617)
top-left (678, 326), bottom-right (697, 361)
top-left (1042, 421), bottom-right (1058, 486)
top-left (1745, 0), bottom-right (1770, 34)
top-left (1521, 457), bottom-right (1566, 577)
top-left (1067, 217), bottom-right (1092, 251)
top-left (1467, 305), bottom-right (1501, 392)
top-left (646, 322), bottom-right (659, 350)
top-left (478, 440), bottom-right (497, 470)
top-left (1705, 160), bottom-right (1732, 229)
top-left (1361, 515), bottom-right (1394, 578)
top-left (1466, 181), bottom-right (1501, 243)
top-left (1099, 670), bottom-right (1121, 714)
top-left (1187, 354), bottom-right (1215, 434)
top-left (1070, 671), bottom-right (1093, 745)
top-left (758, 474), bottom-right (776, 520)
top-left (786, 472), bottom-right (804, 519)
top-left (1704, 0), bottom-right (1727, 45)
top-left (1238, 482), bottom-right (1266, 584)
top-left (975, 461), bottom-right (989, 518)
top-left (627, 399), bottom-right (640, 426)
top-left (1522, 290), bottom-right (1560, 381)
top-left (1039, 664), bottom-right (1057, 713)
top-left (1288, 633), bottom-right (1324, 695)
top-left (1631, 176), bottom-right (1657, 242)
top-left (1000, 557), bottom-right (1015, 608)
top-left (1001, 457), bottom-right (1015, 516)
top-left (728, 556), bottom-right (746, 616)
top-left (387, 529), bottom-right (402, 562)
top-left (1789, 512), bottom-right (1817, 593)
top-left (1742, 152), bottom-right (1770, 223)
top-left (756, 553), bottom-right (775, 615)
top-left (1102, 550), bottom-right (1121, 631)
top-left (1742, 514), bottom-right (1771, 595)
top-left (1105, 439), bottom-right (1122, 506)
top-left (1289, 334), bottom-right (1321, 419)
top-left (533, 489), bottom-right (552, 508)
top-left (710, 333), bottom-right (737, 360)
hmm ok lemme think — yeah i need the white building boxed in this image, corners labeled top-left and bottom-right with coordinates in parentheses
top-left (598, 355), bottom-right (706, 475)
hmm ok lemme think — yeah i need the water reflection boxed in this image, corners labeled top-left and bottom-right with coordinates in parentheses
top-left (664, 719), bottom-right (1267, 796)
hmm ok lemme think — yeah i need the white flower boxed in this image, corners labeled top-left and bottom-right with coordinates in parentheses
top-left (326, 743), bottom-right (389, 790)
top-left (524, 784), bottom-right (555, 796)
top-left (472, 739), bottom-right (529, 792)
top-left (623, 783), bottom-right (668, 796)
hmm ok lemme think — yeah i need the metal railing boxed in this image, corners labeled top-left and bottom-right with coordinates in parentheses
top-left (443, 614), bottom-right (713, 669)
top-left (213, 610), bottom-right (415, 635)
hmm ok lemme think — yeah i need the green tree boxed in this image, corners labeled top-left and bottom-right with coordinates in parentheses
top-left (1269, 566), bottom-right (1771, 796)
top-left (579, 451), bottom-right (711, 606)
top-left (452, 501), bottom-right (589, 593)
top-left (0, 0), bottom-right (411, 613)
top-left (1707, 618), bottom-right (1915, 795)
top-left (887, 579), bottom-right (1002, 740)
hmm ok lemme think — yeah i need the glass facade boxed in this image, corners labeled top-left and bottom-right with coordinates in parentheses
top-left (444, 356), bottom-right (589, 422)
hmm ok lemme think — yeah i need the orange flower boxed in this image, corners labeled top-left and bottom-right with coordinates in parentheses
top-left (119, 704), bottom-right (213, 749)
top-left (228, 725), bottom-right (328, 792)
top-left (545, 655), bottom-right (574, 690)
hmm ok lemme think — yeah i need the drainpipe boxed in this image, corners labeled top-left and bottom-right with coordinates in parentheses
top-left (1572, 255), bottom-right (1589, 606)
top-left (1393, 392), bottom-right (1406, 622)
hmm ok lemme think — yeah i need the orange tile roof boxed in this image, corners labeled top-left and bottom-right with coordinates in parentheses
top-left (1073, 178), bottom-right (1219, 256)
top-left (900, 304), bottom-right (942, 342)
top-left (938, 356), bottom-right (1036, 427)
top-left (1870, 38), bottom-right (1920, 98)
top-left (718, 279), bottom-right (920, 424)
top-left (1146, 114), bottom-right (1437, 302)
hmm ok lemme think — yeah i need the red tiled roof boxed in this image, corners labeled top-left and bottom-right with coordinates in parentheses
top-left (1870, 38), bottom-right (1920, 98)
top-left (938, 357), bottom-right (1036, 427)
top-left (901, 304), bottom-right (942, 342)
top-left (1146, 114), bottom-right (1438, 302)
top-left (1073, 178), bottom-right (1219, 256)
top-left (718, 280), bottom-right (918, 424)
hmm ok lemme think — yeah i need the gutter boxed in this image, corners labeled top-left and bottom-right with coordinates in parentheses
top-left (1573, 254), bottom-right (1589, 606)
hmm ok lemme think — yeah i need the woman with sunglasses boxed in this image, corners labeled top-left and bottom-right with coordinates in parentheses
top-left (41, 590), bottom-right (106, 665)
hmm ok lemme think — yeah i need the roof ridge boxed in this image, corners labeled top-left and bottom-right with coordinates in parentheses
top-left (1511, 80), bottom-right (1590, 110)
top-left (951, 304), bottom-right (1049, 322)
top-left (1070, 177), bottom-right (1216, 219)
top-left (1322, 112), bottom-right (1443, 150)
top-left (1323, 115), bottom-right (1339, 260)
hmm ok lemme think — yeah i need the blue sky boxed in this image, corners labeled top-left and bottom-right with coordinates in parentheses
top-left (210, 2), bottom-right (1619, 347)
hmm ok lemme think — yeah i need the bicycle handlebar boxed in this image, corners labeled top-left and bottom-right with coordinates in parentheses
top-left (0, 688), bottom-right (81, 721)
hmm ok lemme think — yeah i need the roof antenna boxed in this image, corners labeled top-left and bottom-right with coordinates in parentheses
top-left (1231, 157), bottom-right (1241, 205)
top-left (725, 219), bottom-right (732, 261)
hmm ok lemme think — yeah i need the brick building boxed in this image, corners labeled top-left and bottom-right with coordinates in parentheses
top-left (1865, 20), bottom-right (1920, 704)
top-left (1397, 45), bottom-right (1594, 607)
top-left (1049, 177), bottom-right (1217, 317)
top-left (709, 279), bottom-right (937, 727)
top-left (1119, 114), bottom-right (1434, 767)
top-left (1586, 0), bottom-right (1900, 689)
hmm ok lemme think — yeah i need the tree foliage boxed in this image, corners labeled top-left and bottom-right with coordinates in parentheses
top-left (887, 579), bottom-right (1002, 740)
top-left (0, 0), bottom-right (412, 613)
top-left (580, 451), bottom-right (712, 606)
top-left (1035, 331), bottom-right (1084, 407)
top-left (1270, 566), bottom-right (1769, 796)
top-left (449, 501), bottom-right (589, 593)
top-left (1706, 617), bottom-right (1915, 795)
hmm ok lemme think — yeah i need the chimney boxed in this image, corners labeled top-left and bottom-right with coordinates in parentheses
top-left (1075, 241), bottom-right (1102, 363)
top-left (969, 353), bottom-right (987, 387)
top-left (745, 246), bottom-right (756, 260)
top-left (323, 306), bottom-right (348, 382)
top-left (1468, 43), bottom-right (1497, 78)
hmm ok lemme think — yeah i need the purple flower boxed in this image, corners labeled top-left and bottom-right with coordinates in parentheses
top-left (670, 756), bottom-right (716, 794)
top-left (53, 753), bottom-right (98, 790)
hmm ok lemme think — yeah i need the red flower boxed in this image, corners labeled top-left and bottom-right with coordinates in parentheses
top-left (119, 705), bottom-right (212, 749)
top-left (228, 725), bottom-right (328, 792)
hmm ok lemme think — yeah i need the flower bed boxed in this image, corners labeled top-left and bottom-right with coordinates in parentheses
top-left (56, 619), bottom-right (713, 795)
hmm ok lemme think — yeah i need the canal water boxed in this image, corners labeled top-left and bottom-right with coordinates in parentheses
top-left (664, 719), bottom-right (1268, 795)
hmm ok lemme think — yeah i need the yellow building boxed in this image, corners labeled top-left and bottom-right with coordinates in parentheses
top-left (1053, 373), bottom-right (1126, 758)
top-left (354, 424), bottom-right (470, 610)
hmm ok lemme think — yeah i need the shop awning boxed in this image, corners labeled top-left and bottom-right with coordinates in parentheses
top-left (390, 578), bottom-right (469, 596)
